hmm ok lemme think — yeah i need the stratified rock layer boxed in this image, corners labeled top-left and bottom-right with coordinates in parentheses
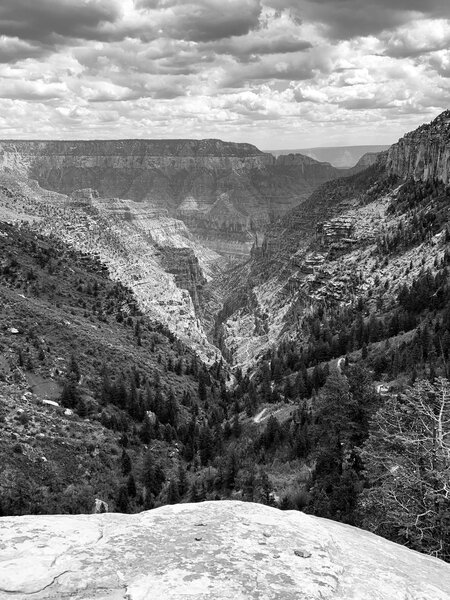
top-left (0, 175), bottom-right (223, 362)
top-left (387, 110), bottom-right (450, 183)
top-left (0, 139), bottom-right (343, 258)
top-left (0, 501), bottom-right (449, 599)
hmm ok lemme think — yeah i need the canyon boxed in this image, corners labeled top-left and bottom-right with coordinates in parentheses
top-left (0, 138), bottom-right (354, 362)
top-left (1, 112), bottom-right (450, 597)
top-left (0, 175), bottom-right (222, 362)
top-left (0, 139), bottom-right (346, 260)
top-left (215, 111), bottom-right (450, 366)
top-left (0, 113), bottom-right (449, 367)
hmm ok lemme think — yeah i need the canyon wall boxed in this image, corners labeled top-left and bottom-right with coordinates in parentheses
top-left (215, 111), bottom-right (450, 367)
top-left (0, 139), bottom-right (344, 259)
top-left (0, 174), bottom-right (224, 362)
top-left (387, 110), bottom-right (450, 183)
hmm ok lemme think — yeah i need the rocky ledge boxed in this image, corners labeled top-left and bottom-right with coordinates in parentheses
top-left (1, 501), bottom-right (449, 599)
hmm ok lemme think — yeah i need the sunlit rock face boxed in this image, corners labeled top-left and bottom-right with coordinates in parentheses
top-left (0, 174), bottom-right (223, 362)
top-left (1, 501), bottom-right (449, 600)
top-left (387, 110), bottom-right (450, 183)
top-left (0, 139), bottom-right (343, 260)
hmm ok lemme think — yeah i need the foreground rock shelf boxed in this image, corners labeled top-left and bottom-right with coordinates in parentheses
top-left (1, 501), bottom-right (449, 599)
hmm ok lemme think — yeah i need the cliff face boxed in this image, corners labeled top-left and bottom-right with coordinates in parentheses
top-left (387, 110), bottom-right (450, 183)
top-left (216, 112), bottom-right (450, 366)
top-left (1, 501), bottom-right (449, 599)
top-left (215, 158), bottom-right (396, 366)
top-left (0, 139), bottom-right (344, 259)
top-left (0, 174), bottom-right (224, 362)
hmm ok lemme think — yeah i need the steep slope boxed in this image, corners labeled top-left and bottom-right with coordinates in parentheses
top-left (215, 159), bottom-right (395, 365)
top-left (217, 111), bottom-right (450, 367)
top-left (0, 139), bottom-right (345, 259)
top-left (0, 175), bottom-right (223, 361)
top-left (1, 501), bottom-right (449, 599)
top-left (0, 220), bottom-right (232, 515)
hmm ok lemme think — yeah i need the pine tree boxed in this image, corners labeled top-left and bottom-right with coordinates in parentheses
top-left (166, 479), bottom-right (180, 505)
top-left (116, 486), bottom-right (129, 513)
top-left (121, 450), bottom-right (132, 475)
top-left (127, 474), bottom-right (137, 498)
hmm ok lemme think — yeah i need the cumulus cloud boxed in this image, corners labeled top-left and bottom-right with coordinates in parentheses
top-left (0, 79), bottom-right (67, 101)
top-left (219, 48), bottom-right (332, 87)
top-left (137, 0), bottom-right (262, 41)
top-left (429, 50), bottom-right (450, 77)
top-left (382, 19), bottom-right (450, 58)
top-left (0, 0), bottom-right (448, 146)
top-left (0, 36), bottom-right (48, 63)
top-left (0, 0), bottom-right (121, 44)
top-left (208, 34), bottom-right (312, 61)
top-left (265, 0), bottom-right (450, 39)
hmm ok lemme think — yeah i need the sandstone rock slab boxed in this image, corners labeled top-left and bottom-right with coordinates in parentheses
top-left (0, 501), bottom-right (449, 599)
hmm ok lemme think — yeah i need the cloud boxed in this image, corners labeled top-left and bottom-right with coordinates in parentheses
top-left (382, 19), bottom-right (450, 58)
top-left (0, 0), bottom-right (122, 46)
top-left (219, 47), bottom-right (334, 87)
top-left (428, 50), bottom-right (450, 77)
top-left (209, 34), bottom-right (312, 61)
top-left (265, 0), bottom-right (450, 40)
top-left (0, 79), bottom-right (67, 100)
top-left (0, 36), bottom-right (48, 63)
top-left (0, 0), bottom-right (449, 147)
top-left (137, 0), bottom-right (262, 41)
top-left (82, 79), bottom-right (187, 102)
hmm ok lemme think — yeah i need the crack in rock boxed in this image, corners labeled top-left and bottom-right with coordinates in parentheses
top-left (0, 570), bottom-right (73, 596)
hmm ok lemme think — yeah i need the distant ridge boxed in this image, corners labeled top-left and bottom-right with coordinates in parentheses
top-left (267, 145), bottom-right (390, 168)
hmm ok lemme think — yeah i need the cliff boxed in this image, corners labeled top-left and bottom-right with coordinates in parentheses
top-left (387, 110), bottom-right (450, 183)
top-left (217, 112), bottom-right (450, 365)
top-left (0, 139), bottom-right (345, 259)
top-left (272, 145), bottom-right (390, 167)
top-left (1, 501), bottom-right (448, 599)
top-left (0, 174), bottom-right (224, 362)
top-left (215, 159), bottom-right (396, 366)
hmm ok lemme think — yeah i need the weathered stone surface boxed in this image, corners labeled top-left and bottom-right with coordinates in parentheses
top-left (387, 110), bottom-right (450, 183)
top-left (0, 501), bottom-right (449, 599)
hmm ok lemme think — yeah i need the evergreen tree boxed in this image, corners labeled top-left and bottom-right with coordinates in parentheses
top-left (166, 478), bottom-right (180, 504)
top-left (127, 474), bottom-right (137, 498)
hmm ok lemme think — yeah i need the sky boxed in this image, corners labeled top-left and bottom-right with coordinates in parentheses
top-left (0, 0), bottom-right (449, 148)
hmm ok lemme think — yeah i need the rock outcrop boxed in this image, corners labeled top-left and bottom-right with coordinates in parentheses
top-left (0, 501), bottom-right (448, 599)
top-left (347, 151), bottom-right (384, 174)
top-left (387, 110), bottom-right (450, 183)
top-left (0, 139), bottom-right (345, 259)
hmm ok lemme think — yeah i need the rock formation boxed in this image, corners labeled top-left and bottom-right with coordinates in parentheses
top-left (0, 501), bottom-right (448, 599)
top-left (387, 110), bottom-right (450, 183)
top-left (0, 139), bottom-right (344, 259)
top-left (0, 174), bottom-right (223, 362)
top-left (273, 145), bottom-right (390, 168)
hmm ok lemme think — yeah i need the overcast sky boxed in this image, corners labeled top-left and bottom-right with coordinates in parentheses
top-left (0, 0), bottom-right (449, 148)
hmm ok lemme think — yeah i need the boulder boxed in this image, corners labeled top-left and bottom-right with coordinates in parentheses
top-left (0, 501), bottom-right (449, 599)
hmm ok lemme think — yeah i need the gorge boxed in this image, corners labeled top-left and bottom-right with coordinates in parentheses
top-left (1, 111), bottom-right (450, 595)
top-left (0, 139), bottom-right (347, 260)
